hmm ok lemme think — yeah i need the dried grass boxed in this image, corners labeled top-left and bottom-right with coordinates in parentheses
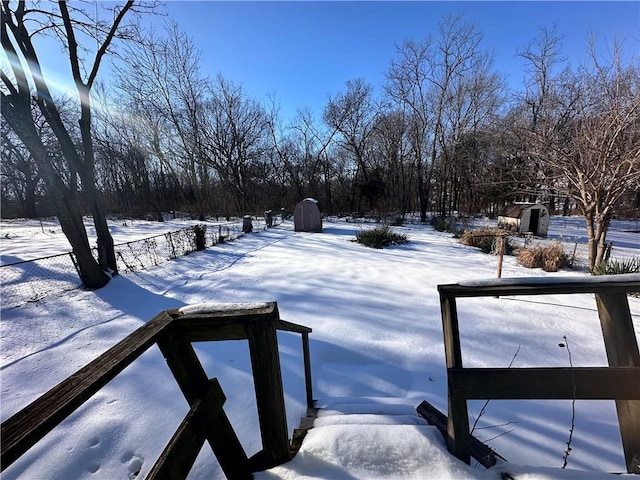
top-left (461, 229), bottom-right (510, 254)
top-left (517, 245), bottom-right (543, 268)
top-left (517, 242), bottom-right (569, 272)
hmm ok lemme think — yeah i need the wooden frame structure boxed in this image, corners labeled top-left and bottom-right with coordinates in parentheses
top-left (438, 274), bottom-right (640, 474)
top-left (1, 302), bottom-right (313, 479)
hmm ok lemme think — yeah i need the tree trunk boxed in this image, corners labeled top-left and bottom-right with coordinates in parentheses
top-left (584, 210), bottom-right (613, 270)
top-left (88, 195), bottom-right (118, 275)
top-left (1, 92), bottom-right (109, 289)
top-left (23, 182), bottom-right (38, 218)
top-left (77, 86), bottom-right (119, 275)
top-left (57, 191), bottom-right (110, 289)
top-left (594, 215), bottom-right (612, 269)
top-left (584, 211), bottom-right (600, 271)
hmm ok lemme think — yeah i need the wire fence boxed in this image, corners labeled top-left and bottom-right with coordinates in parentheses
top-left (0, 216), bottom-right (277, 311)
top-left (0, 253), bottom-right (83, 309)
top-left (114, 222), bottom-right (244, 274)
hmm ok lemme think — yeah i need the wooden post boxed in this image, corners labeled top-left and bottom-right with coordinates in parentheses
top-left (302, 332), bottom-right (314, 409)
top-left (496, 236), bottom-right (505, 279)
top-left (242, 215), bottom-right (253, 233)
top-left (595, 292), bottom-right (640, 474)
top-left (147, 380), bottom-right (228, 479)
top-left (416, 400), bottom-right (505, 467)
top-left (246, 315), bottom-right (290, 468)
top-left (439, 291), bottom-right (471, 464)
top-left (157, 329), bottom-right (251, 478)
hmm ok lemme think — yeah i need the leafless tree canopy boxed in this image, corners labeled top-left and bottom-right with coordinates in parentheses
top-left (2, 10), bottom-right (639, 275)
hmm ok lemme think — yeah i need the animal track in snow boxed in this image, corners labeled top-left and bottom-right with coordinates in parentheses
top-left (121, 451), bottom-right (144, 479)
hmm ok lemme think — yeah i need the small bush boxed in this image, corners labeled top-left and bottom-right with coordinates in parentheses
top-left (433, 217), bottom-right (447, 232)
top-left (460, 229), bottom-right (513, 254)
top-left (517, 245), bottom-right (543, 269)
top-left (541, 242), bottom-right (568, 272)
top-left (517, 242), bottom-right (569, 272)
top-left (355, 225), bottom-right (409, 249)
top-left (591, 257), bottom-right (640, 276)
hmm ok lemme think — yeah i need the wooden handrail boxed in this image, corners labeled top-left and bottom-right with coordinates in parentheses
top-left (0, 310), bottom-right (174, 468)
top-left (438, 274), bottom-right (640, 474)
top-left (1, 302), bottom-right (314, 478)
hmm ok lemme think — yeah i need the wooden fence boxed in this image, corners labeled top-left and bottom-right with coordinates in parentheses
top-left (1, 302), bottom-right (313, 479)
top-left (438, 273), bottom-right (640, 473)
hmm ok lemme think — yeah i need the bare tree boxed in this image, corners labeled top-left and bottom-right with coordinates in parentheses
top-left (387, 14), bottom-right (498, 219)
top-left (1, 120), bottom-right (42, 218)
top-left (1, 2), bottom-right (152, 286)
top-left (289, 108), bottom-right (339, 208)
top-left (368, 108), bottom-right (413, 215)
top-left (520, 30), bottom-right (640, 268)
top-left (387, 38), bottom-right (433, 221)
top-left (324, 78), bottom-right (382, 211)
top-left (115, 22), bottom-right (213, 219)
top-left (203, 75), bottom-right (269, 214)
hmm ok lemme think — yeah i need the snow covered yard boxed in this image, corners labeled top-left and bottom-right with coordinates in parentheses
top-left (1, 217), bottom-right (638, 479)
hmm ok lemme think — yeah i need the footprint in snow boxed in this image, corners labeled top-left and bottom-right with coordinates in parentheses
top-left (121, 451), bottom-right (144, 479)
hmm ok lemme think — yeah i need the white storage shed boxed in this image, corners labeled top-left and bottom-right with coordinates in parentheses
top-left (498, 203), bottom-right (549, 237)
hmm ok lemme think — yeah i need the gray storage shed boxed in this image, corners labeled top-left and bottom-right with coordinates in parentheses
top-left (294, 198), bottom-right (322, 232)
top-left (498, 203), bottom-right (549, 237)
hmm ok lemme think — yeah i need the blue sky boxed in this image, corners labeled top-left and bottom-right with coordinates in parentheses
top-left (159, 1), bottom-right (639, 121)
top-left (4, 1), bottom-right (639, 123)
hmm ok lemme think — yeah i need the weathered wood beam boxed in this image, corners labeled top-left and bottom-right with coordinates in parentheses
top-left (440, 292), bottom-right (470, 462)
top-left (157, 329), bottom-right (251, 478)
top-left (449, 367), bottom-right (640, 400)
top-left (277, 319), bottom-right (312, 334)
top-left (302, 331), bottom-right (314, 409)
top-left (1, 311), bottom-right (174, 470)
top-left (416, 400), bottom-right (505, 468)
top-left (246, 307), bottom-right (291, 469)
top-left (146, 398), bottom-right (207, 479)
top-left (439, 274), bottom-right (640, 298)
top-left (439, 275), bottom-right (640, 472)
top-left (596, 292), bottom-right (640, 474)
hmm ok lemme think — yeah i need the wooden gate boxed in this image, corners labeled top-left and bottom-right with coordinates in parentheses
top-left (438, 274), bottom-right (640, 473)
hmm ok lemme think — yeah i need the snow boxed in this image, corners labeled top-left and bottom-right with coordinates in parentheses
top-left (178, 302), bottom-right (272, 315)
top-left (457, 272), bottom-right (640, 288)
top-left (1, 216), bottom-right (639, 479)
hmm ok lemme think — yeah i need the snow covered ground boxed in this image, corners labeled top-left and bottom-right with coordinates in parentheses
top-left (0, 216), bottom-right (638, 479)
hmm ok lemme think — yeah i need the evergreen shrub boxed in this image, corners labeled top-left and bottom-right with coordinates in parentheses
top-left (591, 257), bottom-right (640, 276)
top-left (355, 226), bottom-right (409, 249)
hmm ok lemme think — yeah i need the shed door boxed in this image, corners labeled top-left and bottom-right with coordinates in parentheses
top-left (529, 209), bottom-right (540, 236)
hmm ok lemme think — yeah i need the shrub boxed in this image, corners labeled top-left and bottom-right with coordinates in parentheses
top-left (517, 245), bottom-right (543, 269)
top-left (591, 257), bottom-right (640, 276)
top-left (433, 217), bottom-right (447, 232)
top-left (541, 242), bottom-right (568, 272)
top-left (517, 242), bottom-right (569, 272)
top-left (355, 225), bottom-right (409, 249)
top-left (460, 229), bottom-right (513, 254)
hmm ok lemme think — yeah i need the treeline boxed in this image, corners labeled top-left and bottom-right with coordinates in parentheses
top-left (2, 9), bottom-right (639, 273)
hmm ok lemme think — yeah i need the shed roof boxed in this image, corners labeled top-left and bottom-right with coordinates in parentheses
top-left (500, 203), bottom-right (546, 218)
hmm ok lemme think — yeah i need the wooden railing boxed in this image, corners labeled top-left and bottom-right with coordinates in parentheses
top-left (438, 273), bottom-right (640, 474)
top-left (1, 302), bottom-right (313, 479)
